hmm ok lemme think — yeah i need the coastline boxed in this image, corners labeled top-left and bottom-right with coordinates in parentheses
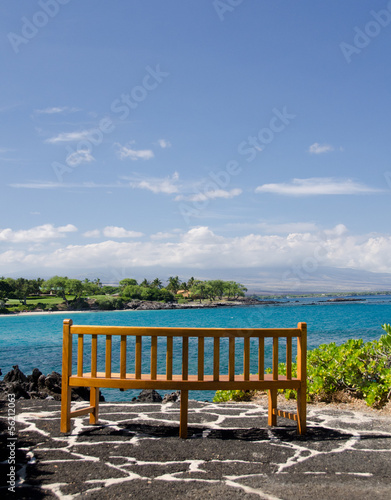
top-left (0, 297), bottom-right (266, 317)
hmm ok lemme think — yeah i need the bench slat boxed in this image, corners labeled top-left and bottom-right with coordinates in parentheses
top-left (105, 335), bottom-right (112, 378)
top-left (77, 334), bottom-right (83, 377)
top-left (135, 336), bottom-right (142, 379)
top-left (166, 336), bottom-right (173, 380)
top-left (228, 337), bottom-right (235, 381)
top-left (182, 337), bottom-right (188, 381)
top-left (273, 337), bottom-right (278, 381)
top-left (120, 335), bottom-right (126, 379)
top-left (213, 337), bottom-right (219, 381)
top-left (151, 336), bottom-right (157, 380)
top-left (70, 325), bottom-right (302, 338)
top-left (244, 337), bottom-right (250, 381)
top-left (68, 372), bottom-right (302, 391)
top-left (198, 337), bottom-right (204, 381)
top-left (286, 337), bottom-right (292, 380)
top-left (91, 335), bottom-right (97, 378)
top-left (258, 337), bottom-right (264, 380)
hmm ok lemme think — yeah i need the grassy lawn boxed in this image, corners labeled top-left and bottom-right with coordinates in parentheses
top-left (6, 296), bottom-right (64, 306)
top-left (5, 294), bottom-right (112, 307)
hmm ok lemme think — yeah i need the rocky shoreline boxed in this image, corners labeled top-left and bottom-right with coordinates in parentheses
top-left (2, 296), bottom-right (275, 315)
top-left (0, 365), bottom-right (181, 405)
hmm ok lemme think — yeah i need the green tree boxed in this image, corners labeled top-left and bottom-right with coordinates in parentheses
top-left (0, 279), bottom-right (13, 301)
top-left (119, 278), bottom-right (138, 290)
top-left (83, 279), bottom-right (100, 296)
top-left (208, 280), bottom-right (225, 300)
top-left (42, 276), bottom-right (70, 304)
top-left (66, 279), bottom-right (84, 301)
top-left (167, 276), bottom-right (181, 295)
top-left (187, 277), bottom-right (196, 289)
top-left (11, 278), bottom-right (36, 305)
top-left (190, 280), bottom-right (207, 303)
top-left (151, 278), bottom-right (162, 289)
top-left (121, 285), bottom-right (142, 300)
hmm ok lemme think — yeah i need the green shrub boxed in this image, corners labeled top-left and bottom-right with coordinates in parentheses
top-left (213, 325), bottom-right (391, 408)
top-left (213, 390), bottom-right (254, 402)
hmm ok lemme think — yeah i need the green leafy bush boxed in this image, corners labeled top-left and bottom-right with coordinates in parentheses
top-left (213, 325), bottom-right (391, 408)
top-left (213, 390), bottom-right (254, 402)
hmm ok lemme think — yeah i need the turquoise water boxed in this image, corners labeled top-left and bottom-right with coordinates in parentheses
top-left (1, 296), bottom-right (390, 401)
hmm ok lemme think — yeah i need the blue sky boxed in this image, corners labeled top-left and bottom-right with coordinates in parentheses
top-left (1, 1), bottom-right (391, 290)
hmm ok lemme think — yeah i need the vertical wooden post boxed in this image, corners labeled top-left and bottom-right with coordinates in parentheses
top-left (90, 334), bottom-right (99, 424)
top-left (268, 389), bottom-right (277, 427)
top-left (61, 319), bottom-right (73, 433)
top-left (90, 386), bottom-right (99, 424)
top-left (179, 389), bottom-right (189, 438)
top-left (297, 322), bottom-right (307, 434)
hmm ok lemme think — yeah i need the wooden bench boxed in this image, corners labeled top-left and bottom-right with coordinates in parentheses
top-left (61, 319), bottom-right (307, 437)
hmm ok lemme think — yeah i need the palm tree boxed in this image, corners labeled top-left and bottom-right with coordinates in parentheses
top-left (167, 276), bottom-right (181, 294)
top-left (151, 278), bottom-right (162, 289)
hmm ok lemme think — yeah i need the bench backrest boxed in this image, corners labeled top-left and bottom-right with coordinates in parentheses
top-left (62, 319), bottom-right (307, 383)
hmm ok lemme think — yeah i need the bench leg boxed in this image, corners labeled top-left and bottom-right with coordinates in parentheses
top-left (90, 387), bottom-right (100, 425)
top-left (297, 385), bottom-right (307, 435)
top-left (179, 389), bottom-right (188, 439)
top-left (60, 385), bottom-right (72, 433)
top-left (268, 389), bottom-right (277, 427)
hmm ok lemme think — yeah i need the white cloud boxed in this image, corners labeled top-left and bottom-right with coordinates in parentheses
top-left (150, 232), bottom-right (177, 240)
top-left (35, 106), bottom-right (80, 115)
top-left (102, 226), bottom-right (144, 238)
top-left (66, 150), bottom-right (95, 166)
top-left (0, 224), bottom-right (77, 243)
top-left (175, 188), bottom-right (242, 202)
top-left (308, 142), bottom-right (334, 154)
top-left (157, 139), bottom-right (171, 148)
top-left (83, 229), bottom-right (101, 238)
top-left (255, 178), bottom-right (381, 196)
top-left (2, 225), bottom-right (391, 275)
top-left (150, 231), bottom-right (178, 240)
top-left (45, 130), bottom-right (95, 144)
top-left (128, 172), bottom-right (180, 194)
top-left (0, 147), bottom-right (15, 153)
top-left (115, 142), bottom-right (154, 161)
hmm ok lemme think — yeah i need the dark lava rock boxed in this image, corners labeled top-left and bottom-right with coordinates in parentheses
top-left (0, 366), bottom-right (105, 402)
top-left (4, 365), bottom-right (28, 384)
top-left (132, 389), bottom-right (163, 403)
top-left (162, 390), bottom-right (180, 403)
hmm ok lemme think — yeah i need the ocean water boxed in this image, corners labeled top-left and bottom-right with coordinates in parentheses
top-left (1, 296), bottom-right (390, 401)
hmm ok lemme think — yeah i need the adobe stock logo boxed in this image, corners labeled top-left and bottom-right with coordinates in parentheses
top-left (340, 3), bottom-right (391, 63)
top-left (7, 0), bottom-right (71, 54)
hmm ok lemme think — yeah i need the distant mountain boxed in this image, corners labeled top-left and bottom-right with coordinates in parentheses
top-left (5, 265), bottom-right (391, 294)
